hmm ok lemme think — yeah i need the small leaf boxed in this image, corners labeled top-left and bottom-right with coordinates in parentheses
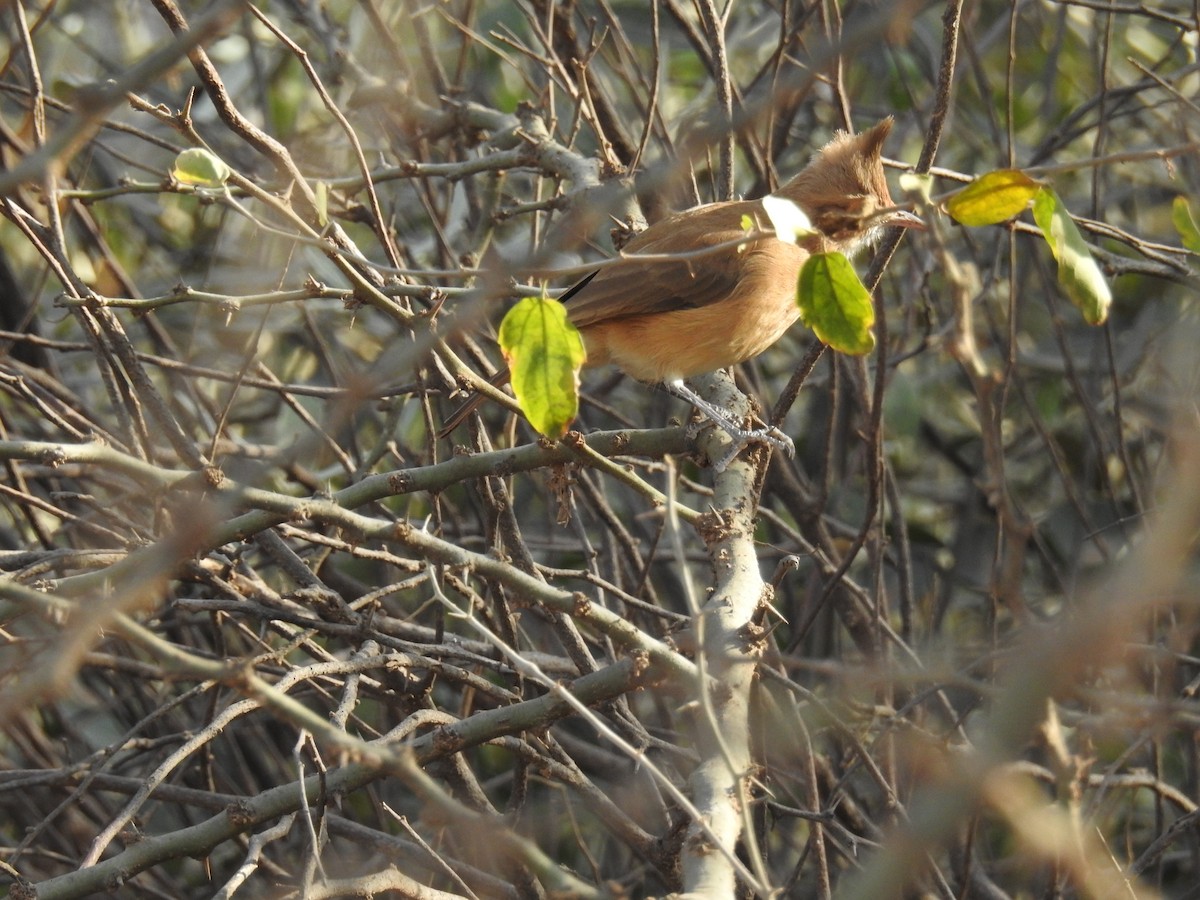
top-left (946, 169), bottom-right (1041, 226)
top-left (315, 181), bottom-right (329, 227)
top-left (761, 194), bottom-right (816, 244)
top-left (1032, 187), bottom-right (1111, 326)
top-left (172, 148), bottom-right (231, 187)
top-left (797, 252), bottom-right (876, 355)
top-left (1172, 196), bottom-right (1200, 253)
top-left (899, 171), bottom-right (934, 204)
top-left (498, 296), bottom-right (586, 439)
top-left (740, 213), bottom-right (754, 232)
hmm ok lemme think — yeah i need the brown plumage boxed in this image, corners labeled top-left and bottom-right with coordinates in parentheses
top-left (441, 117), bottom-right (920, 446)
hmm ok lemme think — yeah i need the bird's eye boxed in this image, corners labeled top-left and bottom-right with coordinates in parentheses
top-left (814, 213), bottom-right (861, 239)
top-left (811, 196), bottom-right (877, 239)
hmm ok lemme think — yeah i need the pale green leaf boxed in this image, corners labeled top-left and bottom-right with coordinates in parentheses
top-left (498, 296), bottom-right (586, 439)
top-left (899, 171), bottom-right (934, 204)
top-left (315, 181), bottom-right (329, 227)
top-left (945, 169), bottom-right (1041, 226)
top-left (1172, 196), bottom-right (1200, 253)
top-left (1032, 187), bottom-right (1112, 326)
top-left (797, 252), bottom-right (876, 355)
top-left (172, 148), bottom-right (231, 188)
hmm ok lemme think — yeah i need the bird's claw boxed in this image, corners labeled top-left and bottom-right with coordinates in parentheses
top-left (762, 425), bottom-right (795, 458)
top-left (710, 424), bottom-right (795, 472)
top-left (668, 381), bottom-right (793, 470)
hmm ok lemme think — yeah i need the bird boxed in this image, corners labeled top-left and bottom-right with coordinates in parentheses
top-left (440, 117), bottom-right (922, 464)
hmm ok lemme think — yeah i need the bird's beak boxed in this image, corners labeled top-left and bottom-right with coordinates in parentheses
top-left (889, 209), bottom-right (926, 231)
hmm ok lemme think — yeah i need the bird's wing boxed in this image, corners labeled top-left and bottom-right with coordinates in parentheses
top-left (565, 200), bottom-right (762, 329)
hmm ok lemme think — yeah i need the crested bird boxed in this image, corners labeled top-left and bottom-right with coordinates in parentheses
top-left (441, 117), bottom-right (922, 465)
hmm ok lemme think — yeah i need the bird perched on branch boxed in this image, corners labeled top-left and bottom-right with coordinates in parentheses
top-left (441, 117), bottom-right (922, 462)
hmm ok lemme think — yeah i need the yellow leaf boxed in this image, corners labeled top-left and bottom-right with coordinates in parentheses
top-left (946, 169), bottom-right (1041, 227)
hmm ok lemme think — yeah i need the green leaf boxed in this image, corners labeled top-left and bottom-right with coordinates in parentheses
top-left (945, 169), bottom-right (1041, 226)
top-left (1172, 196), bottom-right (1200, 253)
top-left (497, 296), bottom-right (586, 439)
top-left (797, 252), bottom-right (876, 355)
top-left (172, 148), bottom-right (231, 187)
top-left (1032, 187), bottom-right (1111, 326)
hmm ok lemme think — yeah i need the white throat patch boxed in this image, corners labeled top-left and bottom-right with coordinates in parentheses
top-left (761, 195), bottom-right (816, 244)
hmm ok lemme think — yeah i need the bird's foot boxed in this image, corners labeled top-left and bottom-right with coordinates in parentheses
top-left (669, 379), bottom-right (794, 471)
top-left (684, 415), bottom-right (794, 470)
top-left (708, 422), bottom-right (795, 472)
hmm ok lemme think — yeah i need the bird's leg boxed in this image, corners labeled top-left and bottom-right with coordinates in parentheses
top-left (666, 379), bottom-right (795, 470)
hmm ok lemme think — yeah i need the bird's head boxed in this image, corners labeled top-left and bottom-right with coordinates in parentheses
top-left (776, 117), bottom-right (923, 256)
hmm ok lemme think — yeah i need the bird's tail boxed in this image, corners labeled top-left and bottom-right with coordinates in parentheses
top-left (437, 366), bottom-right (513, 438)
